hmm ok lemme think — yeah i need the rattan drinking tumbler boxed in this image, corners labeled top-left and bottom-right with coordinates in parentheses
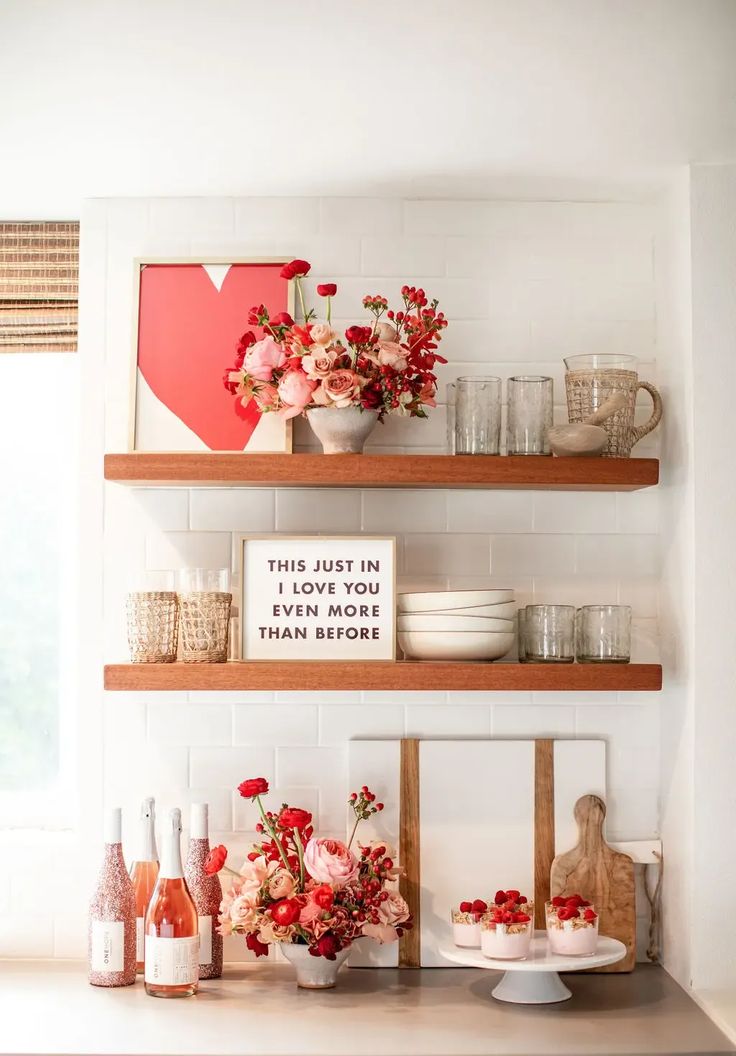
top-left (126, 591), bottom-right (179, 663)
top-left (178, 591), bottom-right (232, 663)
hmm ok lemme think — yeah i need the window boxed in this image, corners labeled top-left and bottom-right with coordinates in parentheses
top-left (0, 222), bottom-right (78, 827)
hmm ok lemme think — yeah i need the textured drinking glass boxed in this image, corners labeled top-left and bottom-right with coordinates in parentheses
top-left (520, 605), bottom-right (575, 663)
top-left (454, 376), bottom-right (502, 455)
top-left (576, 605), bottom-right (632, 663)
top-left (177, 568), bottom-right (230, 593)
top-left (446, 382), bottom-right (456, 454)
top-left (506, 376), bottom-right (553, 455)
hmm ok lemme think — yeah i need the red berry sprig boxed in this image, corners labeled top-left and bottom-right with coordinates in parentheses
top-left (349, 786), bottom-right (385, 822)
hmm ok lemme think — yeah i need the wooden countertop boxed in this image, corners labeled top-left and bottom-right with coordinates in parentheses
top-left (0, 962), bottom-right (732, 1056)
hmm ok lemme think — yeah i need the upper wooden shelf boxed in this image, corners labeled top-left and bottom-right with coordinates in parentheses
top-left (104, 661), bottom-right (662, 693)
top-left (104, 453), bottom-right (659, 491)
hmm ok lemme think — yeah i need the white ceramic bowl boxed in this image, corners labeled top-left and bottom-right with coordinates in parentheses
top-left (397, 614), bottom-right (514, 633)
top-left (398, 589), bottom-right (514, 613)
top-left (411, 602), bottom-right (516, 620)
top-left (398, 630), bottom-right (515, 662)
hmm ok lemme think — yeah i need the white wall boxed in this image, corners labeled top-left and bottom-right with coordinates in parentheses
top-left (0, 194), bottom-right (666, 960)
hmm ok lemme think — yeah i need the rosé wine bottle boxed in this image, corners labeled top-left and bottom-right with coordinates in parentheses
top-left (129, 796), bottom-right (159, 974)
top-left (144, 808), bottom-right (199, 998)
top-left (88, 807), bottom-right (137, 987)
top-left (184, 803), bottom-right (224, 980)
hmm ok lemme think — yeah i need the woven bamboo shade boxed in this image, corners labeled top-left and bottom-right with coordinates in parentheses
top-left (0, 221), bottom-right (79, 352)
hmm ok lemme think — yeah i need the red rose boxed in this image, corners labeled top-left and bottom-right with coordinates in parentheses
top-left (246, 932), bottom-right (269, 958)
top-left (312, 884), bottom-right (334, 910)
top-left (238, 777), bottom-right (269, 799)
top-left (311, 934), bottom-right (340, 960)
top-left (270, 898), bottom-right (302, 926)
top-left (204, 844), bottom-right (227, 875)
top-left (280, 259), bottom-right (310, 279)
top-left (279, 807), bottom-right (313, 830)
top-left (271, 312), bottom-right (295, 327)
top-left (345, 325), bottom-right (372, 346)
top-left (317, 283), bottom-right (337, 297)
top-left (237, 330), bottom-right (256, 352)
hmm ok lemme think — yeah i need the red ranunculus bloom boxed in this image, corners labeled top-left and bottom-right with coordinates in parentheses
top-left (247, 305), bottom-right (266, 325)
top-left (279, 807), bottom-right (312, 830)
top-left (246, 932), bottom-right (269, 958)
top-left (345, 325), bottom-right (372, 345)
top-left (312, 934), bottom-right (340, 960)
top-left (271, 311), bottom-right (294, 327)
top-left (238, 777), bottom-right (269, 799)
top-left (237, 330), bottom-right (256, 352)
top-left (312, 884), bottom-right (334, 910)
top-left (204, 844), bottom-right (227, 875)
top-left (281, 259), bottom-right (310, 279)
top-left (317, 283), bottom-right (337, 297)
top-left (270, 898), bottom-right (302, 926)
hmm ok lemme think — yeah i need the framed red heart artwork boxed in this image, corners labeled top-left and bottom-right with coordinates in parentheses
top-left (130, 259), bottom-right (294, 452)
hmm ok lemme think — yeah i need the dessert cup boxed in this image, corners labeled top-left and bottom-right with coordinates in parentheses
top-left (451, 910), bottom-right (482, 948)
top-left (480, 918), bottom-right (533, 960)
top-left (545, 901), bottom-right (599, 956)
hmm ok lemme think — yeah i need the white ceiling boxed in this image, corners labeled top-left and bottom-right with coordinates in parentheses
top-left (1, 0), bottom-right (735, 214)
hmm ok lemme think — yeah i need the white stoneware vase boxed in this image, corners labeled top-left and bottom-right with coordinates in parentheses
top-left (306, 407), bottom-right (379, 454)
top-left (281, 944), bottom-right (351, 989)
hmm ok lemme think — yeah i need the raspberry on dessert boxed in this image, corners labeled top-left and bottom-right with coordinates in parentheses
top-left (551, 895), bottom-right (566, 907)
top-left (494, 890), bottom-right (507, 905)
top-left (471, 899), bottom-right (488, 914)
top-left (459, 901), bottom-right (472, 913)
top-left (516, 912), bottom-right (531, 923)
top-left (583, 908), bottom-right (598, 921)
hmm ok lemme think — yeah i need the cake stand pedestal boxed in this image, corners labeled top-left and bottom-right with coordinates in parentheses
top-left (439, 933), bottom-right (627, 1004)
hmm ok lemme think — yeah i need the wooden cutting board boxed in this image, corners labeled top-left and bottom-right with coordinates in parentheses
top-left (550, 794), bottom-right (635, 973)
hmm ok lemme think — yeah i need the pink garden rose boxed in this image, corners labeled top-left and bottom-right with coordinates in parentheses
top-left (303, 837), bottom-right (359, 888)
top-left (254, 382), bottom-right (279, 411)
top-left (302, 348), bottom-right (337, 380)
top-left (375, 321), bottom-right (399, 342)
top-left (375, 340), bottom-right (408, 371)
top-left (244, 336), bottom-right (287, 382)
top-left (377, 890), bottom-right (411, 927)
top-left (277, 370), bottom-right (317, 419)
top-left (314, 369), bottom-right (363, 409)
top-left (268, 869), bottom-right (296, 901)
top-left (309, 322), bottom-right (337, 346)
top-left (361, 922), bottom-right (400, 944)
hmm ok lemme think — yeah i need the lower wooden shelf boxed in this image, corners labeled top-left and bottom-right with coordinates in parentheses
top-left (104, 662), bottom-right (662, 692)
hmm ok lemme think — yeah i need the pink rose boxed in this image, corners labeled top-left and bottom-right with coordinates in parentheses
top-left (254, 382), bottom-right (279, 411)
top-left (377, 891), bottom-right (411, 927)
top-left (376, 340), bottom-right (407, 371)
top-left (302, 348), bottom-right (337, 380)
top-left (303, 838), bottom-right (359, 888)
top-left (277, 370), bottom-right (317, 419)
top-left (309, 322), bottom-right (337, 347)
top-left (362, 922), bottom-right (399, 944)
top-left (375, 322), bottom-right (399, 342)
top-left (268, 870), bottom-right (296, 900)
top-left (321, 369), bottom-right (362, 408)
top-left (244, 336), bottom-right (287, 382)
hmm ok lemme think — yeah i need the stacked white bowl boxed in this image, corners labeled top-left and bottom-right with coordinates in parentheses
top-left (397, 589), bottom-right (516, 661)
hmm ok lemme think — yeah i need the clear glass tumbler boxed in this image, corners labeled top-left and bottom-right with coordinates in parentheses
top-left (576, 605), bottom-right (632, 663)
top-left (454, 376), bottom-right (502, 455)
top-left (446, 382), bottom-right (456, 454)
top-left (506, 375), bottom-right (553, 455)
top-left (520, 605), bottom-right (575, 663)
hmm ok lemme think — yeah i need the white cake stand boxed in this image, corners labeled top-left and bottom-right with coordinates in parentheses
top-left (439, 932), bottom-right (627, 1004)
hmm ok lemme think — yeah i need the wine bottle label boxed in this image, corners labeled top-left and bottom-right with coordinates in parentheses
top-left (198, 915), bottom-right (212, 965)
top-left (136, 917), bottom-right (144, 962)
top-left (91, 920), bottom-right (124, 973)
top-left (145, 935), bottom-right (199, 986)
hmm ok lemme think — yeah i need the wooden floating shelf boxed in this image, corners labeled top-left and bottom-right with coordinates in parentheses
top-left (104, 662), bottom-right (662, 693)
top-left (104, 453), bottom-right (659, 491)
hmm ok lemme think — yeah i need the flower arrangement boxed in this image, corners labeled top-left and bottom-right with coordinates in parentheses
top-left (223, 259), bottom-right (447, 422)
top-left (207, 778), bottom-right (412, 961)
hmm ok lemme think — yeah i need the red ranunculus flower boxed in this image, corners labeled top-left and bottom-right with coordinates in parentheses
top-left (246, 932), bottom-right (269, 958)
top-left (238, 777), bottom-right (269, 799)
top-left (317, 283), bottom-right (337, 297)
top-left (237, 330), bottom-right (256, 352)
top-left (279, 807), bottom-right (313, 830)
top-left (270, 898), bottom-right (302, 926)
top-left (345, 325), bottom-right (372, 345)
top-left (281, 259), bottom-right (310, 279)
top-left (311, 934), bottom-right (340, 960)
top-left (204, 844), bottom-right (227, 875)
top-left (312, 884), bottom-right (334, 910)
top-left (271, 311), bottom-right (294, 327)
top-left (247, 305), bottom-right (266, 325)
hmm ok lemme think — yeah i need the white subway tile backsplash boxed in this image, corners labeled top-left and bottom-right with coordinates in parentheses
top-left (404, 533), bottom-right (491, 576)
top-left (490, 534), bottom-right (576, 577)
top-left (148, 703), bottom-right (232, 747)
top-left (129, 489), bottom-right (190, 530)
top-left (492, 705), bottom-right (576, 737)
top-left (533, 492), bottom-right (617, 535)
top-left (405, 705), bottom-right (491, 737)
top-left (233, 704), bottom-right (318, 746)
top-left (320, 198), bottom-right (403, 235)
top-left (361, 236), bottom-right (446, 277)
top-left (190, 747), bottom-right (275, 789)
top-left (145, 531), bottom-right (232, 572)
top-left (447, 491), bottom-right (533, 534)
top-left (363, 490), bottom-right (447, 534)
top-left (575, 534), bottom-right (660, 576)
top-left (275, 489), bottom-right (362, 532)
top-left (276, 746), bottom-right (346, 788)
top-left (318, 705), bottom-right (405, 745)
top-left (234, 197), bottom-right (320, 236)
top-left (190, 489), bottom-right (275, 532)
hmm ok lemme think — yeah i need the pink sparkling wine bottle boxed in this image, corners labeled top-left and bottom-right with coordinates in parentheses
top-left (184, 803), bottom-right (223, 979)
top-left (88, 807), bottom-right (137, 987)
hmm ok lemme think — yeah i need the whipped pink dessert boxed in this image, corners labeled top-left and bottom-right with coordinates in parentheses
top-left (546, 894), bottom-right (599, 956)
top-left (451, 899), bottom-right (488, 948)
top-left (479, 888), bottom-right (533, 961)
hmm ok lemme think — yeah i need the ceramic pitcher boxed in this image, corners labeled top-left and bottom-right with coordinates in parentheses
top-left (563, 354), bottom-right (662, 458)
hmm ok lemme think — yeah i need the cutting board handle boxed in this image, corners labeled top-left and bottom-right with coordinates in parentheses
top-left (574, 793), bottom-right (607, 854)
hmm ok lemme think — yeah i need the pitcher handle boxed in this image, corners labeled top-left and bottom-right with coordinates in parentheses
top-left (630, 381), bottom-right (663, 447)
